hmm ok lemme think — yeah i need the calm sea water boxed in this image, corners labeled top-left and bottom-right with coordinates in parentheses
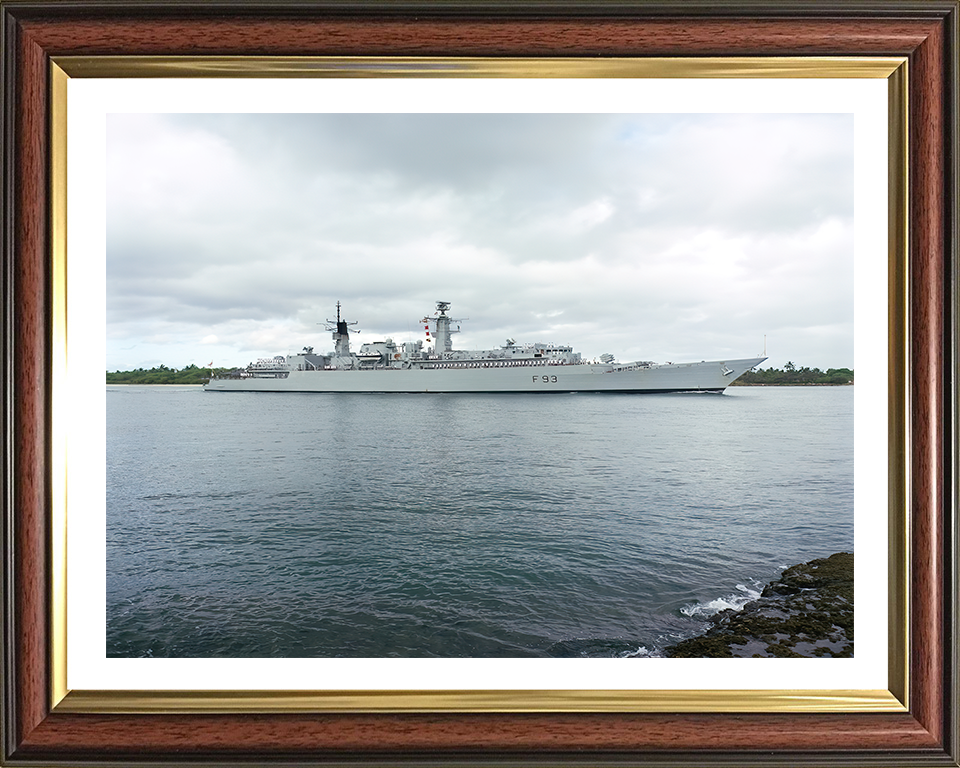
top-left (106, 385), bottom-right (853, 658)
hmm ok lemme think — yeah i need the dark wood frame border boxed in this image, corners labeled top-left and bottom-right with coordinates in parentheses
top-left (2, 2), bottom-right (957, 765)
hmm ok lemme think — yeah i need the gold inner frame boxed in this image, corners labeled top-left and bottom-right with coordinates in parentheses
top-left (49, 56), bottom-right (909, 714)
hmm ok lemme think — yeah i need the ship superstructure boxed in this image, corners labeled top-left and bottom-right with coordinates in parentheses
top-left (204, 301), bottom-right (765, 394)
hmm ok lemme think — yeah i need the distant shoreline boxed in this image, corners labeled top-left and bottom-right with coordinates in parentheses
top-left (106, 381), bottom-right (851, 388)
top-left (107, 363), bottom-right (851, 387)
top-left (729, 382), bottom-right (853, 387)
top-left (106, 383), bottom-right (203, 386)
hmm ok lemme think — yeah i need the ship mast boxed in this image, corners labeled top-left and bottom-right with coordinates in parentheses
top-left (324, 301), bottom-right (359, 358)
top-left (423, 300), bottom-right (463, 354)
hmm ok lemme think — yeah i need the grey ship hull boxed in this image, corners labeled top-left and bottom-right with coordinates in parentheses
top-left (204, 357), bottom-right (766, 394)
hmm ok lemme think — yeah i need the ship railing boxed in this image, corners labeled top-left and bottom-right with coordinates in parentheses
top-left (418, 358), bottom-right (568, 369)
top-left (599, 361), bottom-right (657, 373)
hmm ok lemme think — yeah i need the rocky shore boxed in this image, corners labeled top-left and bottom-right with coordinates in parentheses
top-left (665, 552), bottom-right (853, 658)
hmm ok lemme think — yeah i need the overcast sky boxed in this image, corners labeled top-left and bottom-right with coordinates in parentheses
top-left (106, 112), bottom-right (853, 371)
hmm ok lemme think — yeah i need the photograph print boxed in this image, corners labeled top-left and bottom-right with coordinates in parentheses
top-left (106, 112), bottom-right (854, 659)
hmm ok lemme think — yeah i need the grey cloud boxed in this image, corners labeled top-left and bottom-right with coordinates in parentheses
top-left (107, 112), bottom-right (854, 371)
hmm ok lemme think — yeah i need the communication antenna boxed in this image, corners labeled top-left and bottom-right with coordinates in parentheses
top-left (322, 301), bottom-right (360, 335)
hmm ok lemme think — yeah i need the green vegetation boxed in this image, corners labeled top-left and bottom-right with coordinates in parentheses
top-left (106, 364), bottom-right (230, 385)
top-left (665, 552), bottom-right (854, 658)
top-left (732, 361), bottom-right (853, 386)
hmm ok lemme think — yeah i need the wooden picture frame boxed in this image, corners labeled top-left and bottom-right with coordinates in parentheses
top-left (2, 2), bottom-right (957, 765)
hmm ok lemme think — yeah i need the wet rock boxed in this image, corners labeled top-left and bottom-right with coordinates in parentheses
top-left (665, 552), bottom-right (853, 658)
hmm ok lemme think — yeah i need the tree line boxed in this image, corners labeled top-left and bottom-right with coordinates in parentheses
top-left (731, 362), bottom-right (853, 386)
top-left (106, 364), bottom-right (229, 385)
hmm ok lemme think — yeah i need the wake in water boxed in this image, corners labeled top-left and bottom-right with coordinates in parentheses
top-left (680, 581), bottom-right (764, 618)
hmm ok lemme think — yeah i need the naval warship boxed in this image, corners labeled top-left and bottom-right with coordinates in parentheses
top-left (204, 301), bottom-right (766, 394)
